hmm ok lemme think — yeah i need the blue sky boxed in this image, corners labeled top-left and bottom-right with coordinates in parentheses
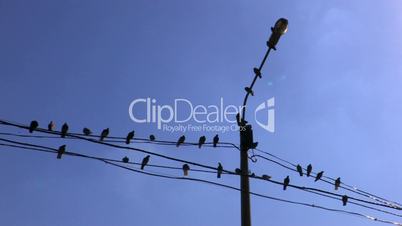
top-left (1, 1), bottom-right (402, 226)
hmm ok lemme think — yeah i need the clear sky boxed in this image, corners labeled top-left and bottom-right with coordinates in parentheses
top-left (1, 1), bottom-right (402, 226)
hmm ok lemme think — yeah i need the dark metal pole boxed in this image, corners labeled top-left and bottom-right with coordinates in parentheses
top-left (239, 47), bottom-right (272, 226)
top-left (239, 18), bottom-right (287, 226)
top-left (240, 136), bottom-right (252, 226)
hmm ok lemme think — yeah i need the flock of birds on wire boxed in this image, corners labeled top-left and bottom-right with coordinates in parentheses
top-left (28, 120), bottom-right (350, 206)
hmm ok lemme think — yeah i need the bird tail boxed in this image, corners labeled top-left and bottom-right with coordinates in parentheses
top-left (184, 171), bottom-right (188, 176)
top-left (57, 153), bottom-right (62, 159)
top-left (217, 173), bottom-right (221, 178)
top-left (141, 165), bottom-right (145, 170)
top-left (213, 143), bottom-right (217, 147)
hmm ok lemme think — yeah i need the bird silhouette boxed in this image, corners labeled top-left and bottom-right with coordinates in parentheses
top-left (307, 164), bottom-right (313, 177)
top-left (48, 121), bottom-right (55, 131)
top-left (176, 135), bottom-right (185, 147)
top-left (283, 176), bottom-right (290, 190)
top-left (236, 113), bottom-right (241, 126)
top-left (250, 142), bottom-right (258, 149)
top-left (29, 121), bottom-right (39, 133)
top-left (198, 136), bottom-right (206, 148)
top-left (253, 67), bottom-right (262, 78)
top-left (236, 113), bottom-right (248, 126)
top-left (315, 171), bottom-right (324, 182)
top-left (235, 168), bottom-right (241, 175)
top-left (57, 145), bottom-right (66, 159)
top-left (122, 156), bottom-right (129, 163)
top-left (213, 134), bottom-right (219, 147)
top-left (126, 131), bottom-right (135, 144)
top-left (100, 128), bottom-right (109, 141)
top-left (61, 123), bottom-right (69, 138)
top-left (141, 155), bottom-right (150, 170)
top-left (342, 195), bottom-right (348, 206)
top-left (244, 87), bottom-right (254, 96)
top-left (296, 164), bottom-right (303, 176)
top-left (149, 135), bottom-right (155, 141)
top-left (83, 128), bottom-right (91, 136)
top-left (262, 174), bottom-right (271, 180)
top-left (182, 164), bottom-right (190, 176)
top-left (217, 162), bottom-right (223, 178)
top-left (335, 177), bottom-right (341, 190)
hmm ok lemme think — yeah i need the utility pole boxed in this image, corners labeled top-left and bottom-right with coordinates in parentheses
top-left (239, 18), bottom-right (288, 226)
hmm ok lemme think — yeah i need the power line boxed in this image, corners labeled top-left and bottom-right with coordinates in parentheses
top-left (0, 130), bottom-right (239, 149)
top-left (1, 120), bottom-right (400, 212)
top-left (254, 148), bottom-right (402, 209)
top-left (0, 142), bottom-right (225, 175)
top-left (0, 142), bottom-right (401, 226)
top-left (4, 120), bottom-right (397, 210)
top-left (1, 135), bottom-right (401, 219)
top-left (0, 120), bottom-right (233, 173)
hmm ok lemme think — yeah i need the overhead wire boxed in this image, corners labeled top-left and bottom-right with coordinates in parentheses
top-left (0, 141), bottom-right (401, 226)
top-left (1, 134), bottom-right (401, 218)
top-left (254, 148), bottom-right (402, 209)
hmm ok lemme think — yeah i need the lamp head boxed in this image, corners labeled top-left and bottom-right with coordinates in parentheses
top-left (274, 18), bottom-right (288, 34)
top-left (267, 18), bottom-right (288, 50)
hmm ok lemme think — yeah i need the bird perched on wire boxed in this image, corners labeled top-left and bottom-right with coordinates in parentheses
top-left (61, 123), bottom-right (69, 138)
top-left (57, 145), bottom-right (66, 159)
top-left (217, 163), bottom-right (223, 178)
top-left (182, 164), bottom-right (190, 176)
top-left (213, 134), bottom-right (219, 147)
top-left (48, 121), bottom-right (55, 131)
top-left (100, 128), bottom-right (109, 141)
top-left (149, 135), bottom-right (155, 141)
top-left (262, 174), bottom-right (271, 180)
top-left (283, 176), bottom-right (290, 190)
top-left (83, 127), bottom-right (91, 136)
top-left (253, 67), bottom-right (262, 78)
top-left (126, 131), bottom-right (135, 144)
top-left (198, 136), bottom-right (206, 148)
top-left (315, 171), bottom-right (324, 182)
top-left (296, 164), bottom-right (303, 176)
top-left (236, 113), bottom-right (247, 126)
top-left (335, 177), bottom-right (341, 190)
top-left (235, 168), bottom-right (241, 175)
top-left (141, 155), bottom-right (150, 170)
top-left (250, 142), bottom-right (258, 149)
top-left (307, 164), bottom-right (312, 177)
top-left (342, 195), bottom-right (349, 206)
top-left (236, 113), bottom-right (241, 126)
top-left (122, 156), bottom-right (129, 163)
top-left (245, 87), bottom-right (254, 96)
top-left (29, 120), bottom-right (39, 133)
top-left (176, 135), bottom-right (185, 147)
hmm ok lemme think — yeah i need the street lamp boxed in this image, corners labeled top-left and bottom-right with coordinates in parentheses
top-left (267, 18), bottom-right (288, 50)
top-left (239, 18), bottom-right (288, 226)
